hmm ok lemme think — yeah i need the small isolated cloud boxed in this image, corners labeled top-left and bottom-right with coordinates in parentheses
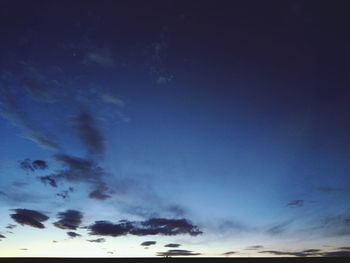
top-left (287, 200), bottom-right (304, 207)
top-left (141, 241), bottom-right (156, 247)
top-left (88, 218), bottom-right (202, 237)
top-left (67, 231), bottom-right (81, 238)
top-left (10, 208), bottom-right (49, 229)
top-left (56, 190), bottom-right (70, 200)
top-left (157, 249), bottom-right (201, 257)
top-left (54, 210), bottom-right (83, 230)
top-left (39, 175), bottom-right (57, 188)
top-left (87, 238), bottom-right (105, 243)
top-left (0, 234), bottom-right (6, 238)
top-left (222, 251), bottom-right (236, 256)
top-left (72, 111), bottom-right (105, 155)
top-left (164, 244), bottom-right (180, 248)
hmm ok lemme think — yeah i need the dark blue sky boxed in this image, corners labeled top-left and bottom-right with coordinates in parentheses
top-left (1, 0), bottom-right (350, 257)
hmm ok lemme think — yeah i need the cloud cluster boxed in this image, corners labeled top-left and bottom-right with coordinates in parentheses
top-left (259, 248), bottom-right (350, 257)
top-left (10, 209), bottom-right (49, 229)
top-left (53, 210), bottom-right (83, 230)
top-left (88, 218), bottom-right (202, 237)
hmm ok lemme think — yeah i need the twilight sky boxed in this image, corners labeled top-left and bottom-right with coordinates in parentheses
top-left (1, 0), bottom-right (350, 257)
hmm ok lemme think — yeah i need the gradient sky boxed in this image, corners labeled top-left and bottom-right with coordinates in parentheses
top-left (1, 0), bottom-right (350, 257)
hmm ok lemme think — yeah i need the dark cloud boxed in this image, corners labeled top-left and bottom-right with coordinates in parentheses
top-left (164, 244), bottom-right (181, 248)
top-left (322, 251), bottom-right (350, 257)
top-left (287, 200), bottom-right (304, 207)
top-left (39, 175), bottom-right (57, 188)
top-left (245, 245), bottom-right (264, 250)
top-left (87, 238), bottom-right (106, 243)
top-left (53, 210), bottom-right (83, 230)
top-left (6, 224), bottom-right (17, 229)
top-left (19, 159), bottom-right (34, 172)
top-left (338, 247), bottom-right (350, 250)
top-left (32, 160), bottom-right (48, 170)
top-left (72, 111), bottom-right (105, 155)
top-left (259, 249), bottom-right (322, 257)
top-left (56, 190), bottom-right (70, 200)
top-left (67, 231), bottom-right (81, 238)
top-left (88, 184), bottom-right (111, 200)
top-left (0, 234), bottom-right (6, 238)
top-left (222, 251), bottom-right (236, 256)
top-left (53, 154), bottom-right (104, 183)
top-left (157, 249), bottom-right (201, 257)
top-left (10, 209), bottom-right (49, 229)
top-left (19, 159), bottom-right (48, 172)
top-left (141, 241), bottom-right (156, 246)
top-left (88, 218), bottom-right (202, 237)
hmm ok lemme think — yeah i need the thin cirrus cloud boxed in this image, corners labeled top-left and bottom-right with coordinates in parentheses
top-left (88, 218), bottom-right (202, 237)
top-left (287, 200), bottom-right (304, 207)
top-left (10, 208), bottom-right (49, 229)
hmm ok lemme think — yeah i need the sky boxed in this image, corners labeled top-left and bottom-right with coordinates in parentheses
top-left (0, 0), bottom-right (350, 257)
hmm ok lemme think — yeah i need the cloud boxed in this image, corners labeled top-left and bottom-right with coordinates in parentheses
top-left (19, 159), bottom-right (48, 173)
top-left (53, 154), bottom-right (104, 183)
top-left (99, 93), bottom-right (124, 107)
top-left (156, 249), bottom-right (201, 257)
top-left (10, 209), bottom-right (49, 229)
top-left (53, 210), bottom-right (83, 230)
top-left (322, 251), bottom-right (350, 257)
top-left (72, 111), bottom-right (105, 155)
top-left (6, 224), bottom-right (17, 229)
top-left (88, 184), bottom-right (111, 200)
top-left (141, 241), bottom-right (156, 246)
top-left (164, 244), bottom-right (181, 248)
top-left (259, 249), bottom-right (322, 257)
top-left (19, 159), bottom-right (34, 172)
top-left (87, 238), bottom-right (105, 243)
top-left (0, 234), bottom-right (6, 238)
top-left (32, 160), bottom-right (48, 170)
top-left (88, 218), bottom-right (202, 237)
top-left (266, 221), bottom-right (293, 235)
top-left (287, 200), bottom-right (304, 207)
top-left (245, 245), bottom-right (264, 250)
top-left (67, 231), bottom-right (81, 238)
top-left (39, 176), bottom-right (57, 188)
top-left (222, 251), bottom-right (236, 256)
top-left (85, 49), bottom-right (114, 67)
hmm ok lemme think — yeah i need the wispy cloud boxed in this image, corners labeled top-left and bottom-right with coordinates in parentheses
top-left (72, 111), bottom-right (105, 155)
